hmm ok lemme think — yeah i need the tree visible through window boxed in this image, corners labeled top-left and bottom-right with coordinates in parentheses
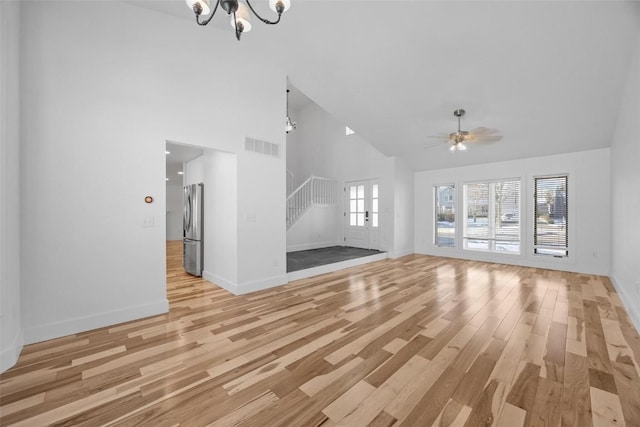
top-left (534, 175), bottom-right (568, 257)
top-left (463, 179), bottom-right (521, 253)
top-left (434, 185), bottom-right (455, 247)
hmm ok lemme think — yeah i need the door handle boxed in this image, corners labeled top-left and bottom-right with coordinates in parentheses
top-left (365, 211), bottom-right (369, 221)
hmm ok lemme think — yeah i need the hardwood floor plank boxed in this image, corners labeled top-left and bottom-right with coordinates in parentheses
top-left (561, 352), bottom-right (592, 427)
top-left (505, 362), bottom-right (540, 416)
top-left (1, 242), bottom-right (639, 426)
top-left (590, 386), bottom-right (625, 426)
top-left (529, 377), bottom-right (563, 426)
top-left (495, 402), bottom-right (526, 427)
top-left (611, 360), bottom-right (640, 425)
top-left (321, 380), bottom-right (375, 422)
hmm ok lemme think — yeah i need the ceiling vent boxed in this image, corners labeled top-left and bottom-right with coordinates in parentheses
top-left (245, 137), bottom-right (280, 158)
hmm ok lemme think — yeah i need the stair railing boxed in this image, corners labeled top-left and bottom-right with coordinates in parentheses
top-left (286, 175), bottom-right (338, 229)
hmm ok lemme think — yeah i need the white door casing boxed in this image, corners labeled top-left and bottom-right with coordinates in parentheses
top-left (344, 179), bottom-right (380, 250)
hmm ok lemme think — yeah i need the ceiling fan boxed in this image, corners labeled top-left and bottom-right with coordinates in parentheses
top-left (428, 109), bottom-right (503, 152)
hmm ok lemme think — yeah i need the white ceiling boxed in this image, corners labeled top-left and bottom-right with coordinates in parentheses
top-left (166, 141), bottom-right (203, 184)
top-left (133, 1), bottom-right (640, 172)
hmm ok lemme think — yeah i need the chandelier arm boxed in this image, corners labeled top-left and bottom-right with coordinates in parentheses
top-left (234, 10), bottom-right (242, 41)
top-left (244, 0), bottom-right (282, 24)
top-left (196, 0), bottom-right (221, 26)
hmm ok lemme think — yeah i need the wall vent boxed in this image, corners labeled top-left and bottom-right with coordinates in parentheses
top-left (244, 137), bottom-right (280, 158)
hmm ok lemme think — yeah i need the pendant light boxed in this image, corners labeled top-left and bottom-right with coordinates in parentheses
top-left (285, 89), bottom-right (296, 133)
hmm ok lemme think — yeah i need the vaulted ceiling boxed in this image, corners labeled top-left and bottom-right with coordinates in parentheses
top-left (131, 1), bottom-right (640, 171)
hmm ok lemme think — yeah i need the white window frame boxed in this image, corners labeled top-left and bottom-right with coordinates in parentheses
top-left (532, 174), bottom-right (569, 258)
top-left (526, 172), bottom-right (575, 266)
top-left (434, 183), bottom-right (456, 248)
top-left (462, 178), bottom-right (522, 255)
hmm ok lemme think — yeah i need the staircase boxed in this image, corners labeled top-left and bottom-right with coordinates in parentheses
top-left (287, 175), bottom-right (338, 229)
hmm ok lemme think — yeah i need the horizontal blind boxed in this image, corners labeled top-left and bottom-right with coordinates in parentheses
top-left (534, 175), bottom-right (568, 256)
top-left (463, 179), bottom-right (520, 254)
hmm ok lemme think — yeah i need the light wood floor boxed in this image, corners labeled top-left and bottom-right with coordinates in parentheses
top-left (2, 242), bottom-right (640, 426)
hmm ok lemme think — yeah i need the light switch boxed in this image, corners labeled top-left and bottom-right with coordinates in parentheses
top-left (143, 216), bottom-right (154, 227)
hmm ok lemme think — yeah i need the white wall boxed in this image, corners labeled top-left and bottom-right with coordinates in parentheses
top-left (287, 206), bottom-right (343, 252)
top-left (415, 148), bottom-right (611, 275)
top-left (610, 31), bottom-right (640, 329)
top-left (393, 158), bottom-right (415, 258)
top-left (237, 149), bottom-right (287, 290)
top-left (166, 183), bottom-right (183, 241)
top-left (0, 0), bottom-right (23, 372)
top-left (286, 101), bottom-right (396, 252)
top-left (185, 156), bottom-right (204, 186)
top-left (18, 1), bottom-right (286, 348)
top-left (203, 150), bottom-right (238, 287)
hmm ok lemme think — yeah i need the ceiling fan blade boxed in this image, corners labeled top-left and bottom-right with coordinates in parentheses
top-left (472, 135), bottom-right (504, 144)
top-left (469, 127), bottom-right (500, 136)
top-left (427, 133), bottom-right (450, 140)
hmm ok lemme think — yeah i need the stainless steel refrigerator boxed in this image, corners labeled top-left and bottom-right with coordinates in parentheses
top-left (183, 183), bottom-right (203, 276)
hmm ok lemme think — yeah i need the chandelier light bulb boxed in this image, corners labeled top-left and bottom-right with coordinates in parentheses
top-left (185, 0), bottom-right (211, 16)
top-left (269, 0), bottom-right (291, 13)
top-left (230, 2), bottom-right (252, 33)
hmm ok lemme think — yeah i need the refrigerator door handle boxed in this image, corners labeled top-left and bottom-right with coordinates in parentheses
top-left (184, 190), bottom-right (192, 233)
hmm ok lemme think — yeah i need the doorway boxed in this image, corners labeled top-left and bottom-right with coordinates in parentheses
top-left (344, 179), bottom-right (380, 250)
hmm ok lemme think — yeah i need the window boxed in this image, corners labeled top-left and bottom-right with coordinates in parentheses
top-left (534, 175), bottom-right (568, 257)
top-left (434, 185), bottom-right (455, 247)
top-left (371, 184), bottom-right (379, 227)
top-left (349, 185), bottom-right (365, 226)
top-left (463, 179), bottom-right (521, 253)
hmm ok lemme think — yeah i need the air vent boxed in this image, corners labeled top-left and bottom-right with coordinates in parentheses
top-left (244, 137), bottom-right (280, 158)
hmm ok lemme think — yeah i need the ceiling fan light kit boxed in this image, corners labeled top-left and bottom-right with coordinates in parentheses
top-left (186, 0), bottom-right (291, 41)
top-left (449, 108), bottom-right (472, 152)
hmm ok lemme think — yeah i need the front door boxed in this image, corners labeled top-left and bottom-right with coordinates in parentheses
top-left (345, 179), bottom-right (380, 250)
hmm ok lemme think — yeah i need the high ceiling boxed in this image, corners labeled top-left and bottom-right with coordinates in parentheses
top-left (132, 1), bottom-right (640, 171)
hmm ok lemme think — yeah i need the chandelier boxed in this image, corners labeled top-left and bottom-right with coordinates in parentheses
top-left (185, 0), bottom-right (291, 41)
top-left (286, 89), bottom-right (296, 133)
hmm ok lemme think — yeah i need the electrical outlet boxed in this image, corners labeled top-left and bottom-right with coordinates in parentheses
top-left (142, 216), bottom-right (154, 228)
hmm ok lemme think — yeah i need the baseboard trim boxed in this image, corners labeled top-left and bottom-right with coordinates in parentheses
top-left (203, 271), bottom-right (288, 296)
top-left (388, 249), bottom-right (414, 259)
top-left (287, 241), bottom-right (344, 253)
top-left (609, 275), bottom-right (640, 332)
top-left (0, 331), bottom-right (23, 373)
top-left (236, 274), bottom-right (289, 295)
top-left (22, 299), bottom-right (169, 345)
top-left (287, 252), bottom-right (388, 282)
top-left (203, 270), bottom-right (237, 294)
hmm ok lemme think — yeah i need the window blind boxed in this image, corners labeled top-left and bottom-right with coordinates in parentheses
top-left (463, 179), bottom-right (520, 253)
top-left (534, 175), bottom-right (568, 257)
